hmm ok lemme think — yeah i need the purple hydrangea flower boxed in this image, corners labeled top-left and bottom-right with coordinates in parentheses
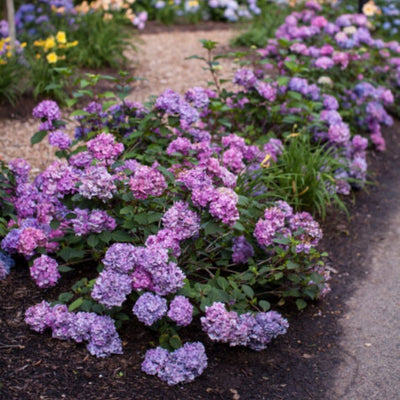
top-left (32, 100), bottom-right (61, 121)
top-left (102, 243), bottom-right (138, 274)
top-left (68, 151), bottom-right (93, 168)
top-left (133, 292), bottom-right (167, 326)
top-left (38, 161), bottom-right (79, 198)
top-left (208, 187), bottom-right (239, 226)
top-left (91, 269), bottom-right (133, 309)
top-left (142, 342), bottom-right (208, 385)
top-left (162, 201), bottom-right (200, 241)
top-left (314, 56), bottom-right (334, 69)
top-left (167, 296), bottom-right (193, 326)
top-left (9, 158), bottom-right (30, 183)
top-left (256, 82), bottom-right (277, 102)
top-left (129, 163), bottom-right (167, 200)
top-left (145, 229), bottom-right (181, 258)
top-left (30, 255), bottom-right (60, 288)
top-left (25, 300), bottom-right (52, 333)
top-left (86, 132), bottom-right (124, 165)
top-left (17, 227), bottom-right (48, 257)
top-left (151, 261), bottom-right (186, 296)
top-left (185, 87), bottom-right (212, 109)
top-left (142, 346), bottom-right (170, 375)
top-left (201, 302), bottom-right (288, 350)
top-left (233, 68), bottom-right (258, 88)
top-left (48, 130), bottom-right (72, 150)
top-left (254, 206), bottom-right (287, 248)
top-left (86, 314), bottom-right (123, 358)
top-left (232, 236), bottom-right (254, 264)
top-left (328, 123), bottom-right (350, 145)
top-left (166, 137), bottom-right (193, 156)
top-left (79, 166), bottom-right (116, 201)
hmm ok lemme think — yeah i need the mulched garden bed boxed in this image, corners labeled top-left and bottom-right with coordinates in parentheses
top-left (1, 113), bottom-right (399, 399)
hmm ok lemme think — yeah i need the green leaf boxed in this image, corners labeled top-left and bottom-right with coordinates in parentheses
top-left (277, 76), bottom-right (290, 86)
top-left (58, 292), bottom-right (74, 303)
top-left (216, 277), bottom-right (228, 291)
top-left (287, 260), bottom-right (299, 270)
top-left (99, 231), bottom-right (112, 243)
top-left (296, 299), bottom-right (307, 310)
top-left (50, 219), bottom-right (61, 230)
top-left (111, 230), bottom-right (132, 242)
top-left (58, 265), bottom-right (74, 273)
top-left (148, 212), bottom-right (163, 224)
top-left (31, 130), bottom-right (47, 145)
top-left (87, 235), bottom-right (99, 248)
top-left (159, 333), bottom-right (170, 348)
top-left (80, 300), bottom-right (92, 312)
top-left (169, 335), bottom-right (182, 350)
top-left (119, 206), bottom-right (134, 215)
top-left (272, 236), bottom-right (291, 245)
top-left (233, 222), bottom-right (245, 232)
top-left (99, 91), bottom-right (116, 99)
top-left (58, 247), bottom-right (85, 262)
top-left (258, 300), bottom-right (270, 311)
top-left (70, 110), bottom-right (90, 117)
top-left (287, 90), bottom-right (303, 101)
top-left (203, 221), bottom-right (222, 236)
top-left (242, 284), bottom-right (254, 299)
top-left (115, 313), bottom-right (130, 321)
top-left (157, 165), bottom-right (175, 182)
top-left (133, 213), bottom-right (148, 225)
top-left (65, 98), bottom-right (77, 108)
top-left (69, 297), bottom-right (84, 311)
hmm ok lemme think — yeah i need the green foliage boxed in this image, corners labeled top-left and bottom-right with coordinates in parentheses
top-left (0, 55), bottom-right (24, 104)
top-left (231, 2), bottom-right (290, 48)
top-left (67, 11), bottom-right (135, 68)
top-left (258, 134), bottom-right (348, 218)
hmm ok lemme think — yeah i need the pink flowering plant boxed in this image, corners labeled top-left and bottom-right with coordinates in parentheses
top-left (255, 4), bottom-right (400, 149)
top-left (0, 71), bottom-right (335, 384)
top-left (3, 4), bottom-right (400, 382)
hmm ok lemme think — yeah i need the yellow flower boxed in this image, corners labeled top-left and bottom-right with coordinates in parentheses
top-left (36, 54), bottom-right (41, 59)
top-left (56, 31), bottom-right (67, 44)
top-left (21, 42), bottom-right (27, 48)
top-left (260, 154), bottom-right (271, 168)
top-left (34, 39), bottom-right (45, 47)
top-left (44, 37), bottom-right (56, 51)
top-left (46, 52), bottom-right (58, 64)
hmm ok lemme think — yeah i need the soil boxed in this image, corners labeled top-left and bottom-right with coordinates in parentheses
top-left (1, 23), bottom-right (400, 400)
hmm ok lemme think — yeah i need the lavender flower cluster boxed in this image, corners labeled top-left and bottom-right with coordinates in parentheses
top-left (254, 201), bottom-right (322, 253)
top-left (201, 302), bottom-right (289, 351)
top-left (259, 1), bottom-right (400, 154)
top-left (142, 342), bottom-right (207, 385)
top-left (25, 301), bottom-right (122, 357)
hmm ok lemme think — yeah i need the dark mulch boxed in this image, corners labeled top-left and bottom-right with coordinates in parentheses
top-left (1, 116), bottom-right (400, 399)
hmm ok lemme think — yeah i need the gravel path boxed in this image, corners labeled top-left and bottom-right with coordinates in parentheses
top-left (0, 28), bottom-right (236, 169)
